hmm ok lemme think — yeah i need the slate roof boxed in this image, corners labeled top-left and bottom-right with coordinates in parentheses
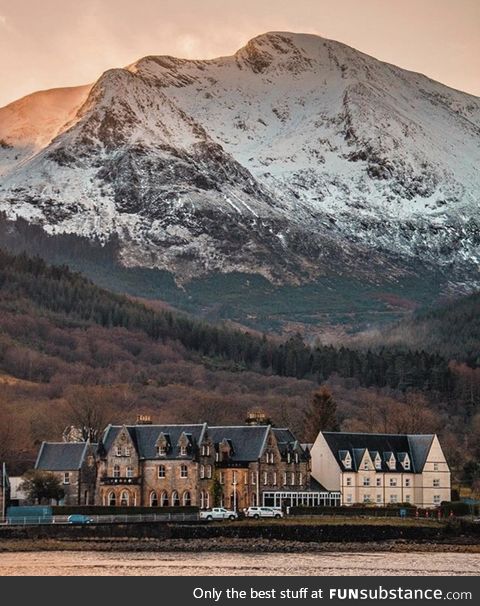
top-left (321, 432), bottom-right (435, 473)
top-left (100, 424), bottom-right (206, 460)
top-left (208, 426), bottom-right (270, 462)
top-left (272, 428), bottom-right (309, 461)
top-left (35, 442), bottom-right (95, 471)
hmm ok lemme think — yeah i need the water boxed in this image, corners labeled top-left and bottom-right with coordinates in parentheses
top-left (0, 551), bottom-right (478, 576)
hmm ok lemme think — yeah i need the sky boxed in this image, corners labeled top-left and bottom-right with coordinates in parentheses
top-left (0, 0), bottom-right (479, 107)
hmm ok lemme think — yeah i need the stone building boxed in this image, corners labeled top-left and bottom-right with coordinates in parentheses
top-left (35, 441), bottom-right (97, 505)
top-left (95, 419), bottom-right (314, 509)
top-left (310, 432), bottom-right (451, 508)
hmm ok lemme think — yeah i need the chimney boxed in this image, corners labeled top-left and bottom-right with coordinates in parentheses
top-left (245, 409), bottom-right (271, 426)
top-left (136, 414), bottom-right (152, 425)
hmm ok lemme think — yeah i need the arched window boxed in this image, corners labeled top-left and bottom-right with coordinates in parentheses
top-left (120, 490), bottom-right (129, 506)
top-left (150, 491), bottom-right (158, 507)
top-left (113, 465), bottom-right (120, 478)
top-left (183, 491), bottom-right (191, 506)
top-left (171, 491), bottom-right (180, 507)
top-left (206, 465), bottom-right (212, 479)
top-left (200, 464), bottom-right (205, 479)
top-left (108, 491), bottom-right (116, 506)
top-left (160, 491), bottom-right (168, 507)
top-left (200, 490), bottom-right (210, 509)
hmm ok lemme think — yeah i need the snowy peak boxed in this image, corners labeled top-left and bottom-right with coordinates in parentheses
top-left (0, 32), bottom-right (479, 286)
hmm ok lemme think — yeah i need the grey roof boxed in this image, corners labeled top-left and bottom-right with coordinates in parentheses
top-left (272, 428), bottom-right (309, 461)
top-left (322, 432), bottom-right (435, 473)
top-left (101, 424), bottom-right (206, 460)
top-left (208, 426), bottom-right (269, 462)
top-left (35, 442), bottom-right (93, 471)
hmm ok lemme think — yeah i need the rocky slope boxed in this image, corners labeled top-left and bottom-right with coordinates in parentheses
top-left (0, 32), bottom-right (479, 287)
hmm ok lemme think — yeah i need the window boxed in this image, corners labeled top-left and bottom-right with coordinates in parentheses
top-left (405, 478), bottom-right (411, 487)
top-left (63, 472), bottom-right (70, 485)
top-left (263, 472), bottom-right (268, 486)
top-left (390, 494), bottom-right (398, 504)
top-left (233, 471), bottom-right (238, 484)
top-left (150, 491), bottom-right (158, 507)
top-left (120, 490), bottom-right (129, 506)
top-left (375, 457), bottom-right (382, 470)
top-left (200, 464), bottom-right (205, 479)
top-left (405, 495), bottom-right (411, 503)
top-left (389, 478), bottom-right (397, 487)
top-left (433, 463), bottom-right (439, 471)
top-left (251, 472), bottom-right (256, 485)
top-left (126, 466), bottom-right (133, 478)
top-left (343, 454), bottom-right (352, 469)
top-left (273, 472), bottom-right (277, 486)
top-left (113, 464), bottom-right (120, 478)
top-left (183, 491), bottom-right (191, 506)
top-left (206, 465), bottom-right (212, 479)
top-left (294, 452), bottom-right (299, 463)
top-left (363, 495), bottom-right (371, 503)
top-left (160, 491), bottom-right (168, 507)
top-left (200, 490), bottom-right (210, 509)
top-left (346, 477), bottom-right (352, 487)
top-left (125, 447), bottom-right (131, 457)
top-left (108, 491), bottom-right (116, 506)
top-left (157, 446), bottom-right (166, 457)
top-left (116, 446), bottom-right (122, 457)
top-left (283, 472), bottom-right (287, 486)
top-left (201, 445), bottom-right (210, 456)
top-left (180, 445), bottom-right (187, 456)
top-left (298, 472), bottom-right (303, 485)
top-left (171, 491), bottom-right (180, 507)
top-left (180, 465), bottom-right (188, 479)
top-left (433, 479), bottom-right (440, 487)
top-left (290, 472), bottom-right (295, 486)
top-left (158, 465), bottom-right (165, 479)
top-left (220, 471), bottom-right (225, 485)
top-left (376, 477), bottom-right (382, 487)
top-left (433, 495), bottom-right (441, 505)
top-left (403, 458), bottom-right (410, 470)
top-left (346, 494), bottom-right (353, 504)
top-left (376, 494), bottom-right (382, 504)
top-left (363, 460), bottom-right (369, 470)
top-left (287, 453), bottom-right (292, 464)
top-left (388, 455), bottom-right (396, 470)
top-left (363, 477), bottom-right (370, 486)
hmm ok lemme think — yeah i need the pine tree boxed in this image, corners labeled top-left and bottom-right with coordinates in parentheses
top-left (303, 386), bottom-right (340, 442)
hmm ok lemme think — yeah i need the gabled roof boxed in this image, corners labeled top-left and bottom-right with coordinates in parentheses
top-left (100, 424), bottom-right (205, 460)
top-left (321, 432), bottom-right (435, 473)
top-left (208, 425), bottom-right (270, 462)
top-left (35, 442), bottom-right (95, 471)
top-left (272, 428), bottom-right (309, 461)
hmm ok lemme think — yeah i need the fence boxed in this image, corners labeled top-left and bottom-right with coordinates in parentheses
top-left (3, 512), bottom-right (199, 526)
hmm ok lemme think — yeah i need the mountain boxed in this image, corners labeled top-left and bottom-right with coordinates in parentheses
top-left (1, 31), bottom-right (479, 323)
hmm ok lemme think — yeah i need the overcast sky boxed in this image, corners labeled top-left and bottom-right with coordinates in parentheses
top-left (0, 0), bottom-right (479, 107)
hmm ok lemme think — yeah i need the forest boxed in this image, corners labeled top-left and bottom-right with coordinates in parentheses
top-left (0, 248), bottom-right (479, 488)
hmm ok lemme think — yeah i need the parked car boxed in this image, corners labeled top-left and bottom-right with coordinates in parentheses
top-left (245, 506), bottom-right (284, 519)
top-left (199, 507), bottom-right (238, 521)
top-left (67, 514), bottom-right (94, 525)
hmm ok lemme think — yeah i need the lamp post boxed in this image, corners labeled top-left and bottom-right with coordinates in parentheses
top-left (233, 473), bottom-right (237, 512)
top-left (1, 462), bottom-right (6, 523)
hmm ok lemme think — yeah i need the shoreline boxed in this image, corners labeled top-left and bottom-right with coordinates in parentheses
top-left (1, 537), bottom-right (479, 554)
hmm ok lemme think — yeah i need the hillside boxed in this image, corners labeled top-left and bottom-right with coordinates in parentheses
top-left (0, 32), bottom-right (479, 319)
top-left (0, 250), bottom-right (478, 477)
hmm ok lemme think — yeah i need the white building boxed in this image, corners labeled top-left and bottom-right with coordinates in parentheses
top-left (311, 432), bottom-right (451, 508)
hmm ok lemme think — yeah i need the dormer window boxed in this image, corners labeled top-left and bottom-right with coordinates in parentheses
top-left (388, 454), bottom-right (396, 470)
top-left (180, 445), bottom-right (187, 456)
top-left (294, 452), bottom-right (299, 463)
top-left (125, 447), bottom-right (131, 457)
top-left (363, 460), bottom-right (369, 470)
top-left (403, 457), bottom-right (410, 471)
top-left (157, 446), bottom-right (166, 457)
top-left (375, 456), bottom-right (382, 470)
top-left (201, 445), bottom-right (210, 456)
top-left (116, 446), bottom-right (122, 457)
top-left (287, 452), bottom-right (292, 463)
top-left (342, 452), bottom-right (352, 469)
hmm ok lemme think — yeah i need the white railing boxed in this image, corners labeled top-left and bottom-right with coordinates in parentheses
top-left (3, 512), bottom-right (199, 526)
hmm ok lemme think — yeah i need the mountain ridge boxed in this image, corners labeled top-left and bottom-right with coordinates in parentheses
top-left (0, 31), bottom-right (479, 292)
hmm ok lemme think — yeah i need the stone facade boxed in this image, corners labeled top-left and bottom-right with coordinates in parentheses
top-left (35, 442), bottom-right (97, 505)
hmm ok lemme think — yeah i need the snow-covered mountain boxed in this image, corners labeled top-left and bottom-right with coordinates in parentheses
top-left (1, 32), bottom-right (479, 286)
